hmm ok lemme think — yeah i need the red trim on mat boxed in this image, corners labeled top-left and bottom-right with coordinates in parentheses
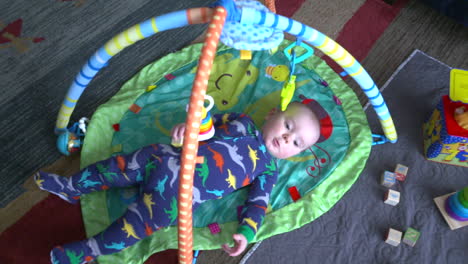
top-left (323, 0), bottom-right (410, 75)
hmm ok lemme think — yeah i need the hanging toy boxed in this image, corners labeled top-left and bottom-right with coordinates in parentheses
top-left (172, 95), bottom-right (215, 147)
top-left (281, 75), bottom-right (296, 111)
top-left (198, 95), bottom-right (215, 141)
top-left (280, 39), bottom-right (315, 111)
top-left (57, 117), bottom-right (89, 155)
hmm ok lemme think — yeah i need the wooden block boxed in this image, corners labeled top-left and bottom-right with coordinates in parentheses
top-left (394, 164), bottom-right (408, 181)
top-left (381, 171), bottom-right (396, 187)
top-left (385, 228), bottom-right (402, 246)
top-left (434, 192), bottom-right (468, 230)
top-left (384, 189), bottom-right (400, 206)
top-left (403, 227), bottom-right (420, 247)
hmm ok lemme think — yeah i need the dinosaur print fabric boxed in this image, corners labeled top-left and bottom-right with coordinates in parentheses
top-left (38, 113), bottom-right (277, 263)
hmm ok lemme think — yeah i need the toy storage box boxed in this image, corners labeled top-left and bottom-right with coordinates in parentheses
top-left (423, 95), bottom-right (468, 167)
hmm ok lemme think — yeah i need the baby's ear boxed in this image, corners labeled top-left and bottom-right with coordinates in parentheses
top-left (266, 108), bottom-right (278, 120)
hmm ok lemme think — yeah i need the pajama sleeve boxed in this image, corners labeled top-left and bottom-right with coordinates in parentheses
top-left (212, 113), bottom-right (243, 127)
top-left (237, 162), bottom-right (278, 243)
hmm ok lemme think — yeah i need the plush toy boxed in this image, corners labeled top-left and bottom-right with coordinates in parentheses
top-left (454, 106), bottom-right (468, 130)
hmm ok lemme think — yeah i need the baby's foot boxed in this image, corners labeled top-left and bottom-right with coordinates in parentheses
top-left (51, 244), bottom-right (95, 264)
top-left (35, 171), bottom-right (80, 204)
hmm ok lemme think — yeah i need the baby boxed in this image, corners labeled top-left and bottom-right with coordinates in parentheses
top-left (35, 94), bottom-right (332, 264)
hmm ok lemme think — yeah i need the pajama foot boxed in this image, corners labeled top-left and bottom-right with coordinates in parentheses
top-left (35, 171), bottom-right (80, 204)
top-left (51, 243), bottom-right (96, 264)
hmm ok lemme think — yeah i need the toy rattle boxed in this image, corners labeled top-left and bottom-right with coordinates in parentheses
top-left (171, 95), bottom-right (215, 147)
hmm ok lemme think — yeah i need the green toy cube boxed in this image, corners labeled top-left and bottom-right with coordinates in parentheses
top-left (403, 227), bottom-right (420, 247)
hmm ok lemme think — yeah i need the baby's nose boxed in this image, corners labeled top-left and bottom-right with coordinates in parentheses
top-left (282, 134), bottom-right (289, 143)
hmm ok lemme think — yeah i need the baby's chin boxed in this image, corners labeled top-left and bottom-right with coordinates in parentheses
top-left (264, 144), bottom-right (280, 159)
top-left (266, 148), bottom-right (289, 159)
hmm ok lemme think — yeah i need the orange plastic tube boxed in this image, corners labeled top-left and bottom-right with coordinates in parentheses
top-left (177, 6), bottom-right (227, 264)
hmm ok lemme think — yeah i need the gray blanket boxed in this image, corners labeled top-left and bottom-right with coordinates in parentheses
top-left (243, 50), bottom-right (468, 263)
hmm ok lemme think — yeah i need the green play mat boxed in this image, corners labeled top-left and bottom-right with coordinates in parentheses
top-left (79, 40), bottom-right (371, 264)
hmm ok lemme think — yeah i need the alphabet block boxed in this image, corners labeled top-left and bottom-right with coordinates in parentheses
top-left (403, 227), bottom-right (420, 247)
top-left (381, 171), bottom-right (396, 187)
top-left (394, 164), bottom-right (408, 181)
top-left (385, 228), bottom-right (402, 246)
top-left (384, 189), bottom-right (400, 206)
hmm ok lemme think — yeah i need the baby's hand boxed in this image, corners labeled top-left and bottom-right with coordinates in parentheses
top-left (171, 123), bottom-right (185, 147)
top-left (222, 233), bottom-right (247, 257)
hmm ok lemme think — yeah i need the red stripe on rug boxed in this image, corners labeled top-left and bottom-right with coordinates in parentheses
top-left (0, 2), bottom-right (306, 263)
top-left (276, 0), bottom-right (306, 17)
top-left (323, 0), bottom-right (410, 75)
top-left (0, 195), bottom-right (179, 264)
top-left (0, 195), bottom-right (86, 264)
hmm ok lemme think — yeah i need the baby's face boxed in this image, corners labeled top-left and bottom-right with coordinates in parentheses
top-left (262, 103), bottom-right (320, 159)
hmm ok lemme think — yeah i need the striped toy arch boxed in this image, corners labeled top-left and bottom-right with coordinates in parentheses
top-left (54, 1), bottom-right (397, 264)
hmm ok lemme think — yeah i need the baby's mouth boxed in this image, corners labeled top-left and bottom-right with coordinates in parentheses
top-left (273, 138), bottom-right (280, 148)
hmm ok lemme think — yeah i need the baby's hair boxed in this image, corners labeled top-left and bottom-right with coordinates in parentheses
top-left (298, 94), bottom-right (333, 143)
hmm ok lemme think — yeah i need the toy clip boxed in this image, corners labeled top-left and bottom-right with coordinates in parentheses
top-left (372, 134), bottom-right (390, 145)
top-left (57, 117), bottom-right (88, 155)
top-left (283, 39), bottom-right (314, 64)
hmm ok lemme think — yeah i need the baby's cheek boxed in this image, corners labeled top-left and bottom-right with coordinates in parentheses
top-left (285, 148), bottom-right (301, 159)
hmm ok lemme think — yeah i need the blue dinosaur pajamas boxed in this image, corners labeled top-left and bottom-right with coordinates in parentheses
top-left (36, 113), bottom-right (278, 264)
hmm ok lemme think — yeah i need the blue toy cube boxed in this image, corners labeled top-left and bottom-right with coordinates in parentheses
top-left (381, 171), bottom-right (396, 187)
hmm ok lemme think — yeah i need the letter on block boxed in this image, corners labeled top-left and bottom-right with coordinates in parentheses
top-left (385, 228), bottom-right (402, 246)
top-left (394, 164), bottom-right (408, 181)
top-left (384, 189), bottom-right (400, 206)
top-left (403, 227), bottom-right (420, 247)
top-left (381, 171), bottom-right (396, 187)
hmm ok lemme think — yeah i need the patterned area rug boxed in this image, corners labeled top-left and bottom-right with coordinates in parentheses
top-left (0, 1), bottom-right (305, 263)
top-left (0, 0), bottom-right (218, 208)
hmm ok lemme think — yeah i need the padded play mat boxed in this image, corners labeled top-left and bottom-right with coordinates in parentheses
top-left (79, 40), bottom-right (371, 263)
